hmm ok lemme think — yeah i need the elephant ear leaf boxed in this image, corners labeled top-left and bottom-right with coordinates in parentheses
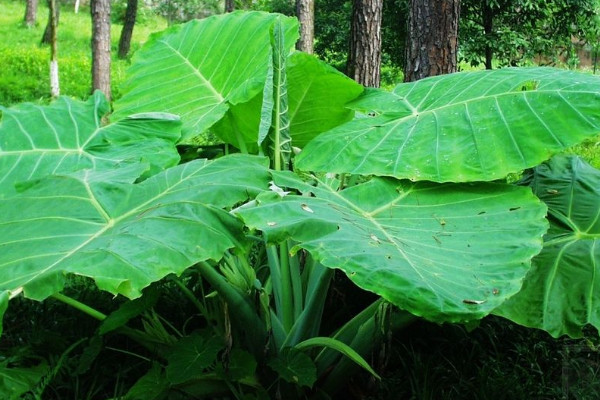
top-left (495, 155), bottom-right (600, 338)
top-left (238, 172), bottom-right (548, 322)
top-left (0, 155), bottom-right (270, 320)
top-left (296, 68), bottom-right (600, 182)
top-left (0, 91), bottom-right (181, 197)
top-left (112, 11), bottom-right (299, 142)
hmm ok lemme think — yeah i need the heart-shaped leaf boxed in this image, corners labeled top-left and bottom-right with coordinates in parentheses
top-left (495, 155), bottom-right (600, 337)
top-left (166, 331), bottom-right (224, 384)
top-left (212, 52), bottom-right (363, 151)
top-left (112, 11), bottom-right (299, 141)
top-left (238, 172), bottom-right (548, 322)
top-left (296, 68), bottom-right (600, 182)
top-left (267, 347), bottom-right (316, 388)
top-left (0, 155), bottom-right (270, 304)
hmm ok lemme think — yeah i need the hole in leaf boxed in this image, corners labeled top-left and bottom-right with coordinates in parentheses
top-left (519, 80), bottom-right (539, 91)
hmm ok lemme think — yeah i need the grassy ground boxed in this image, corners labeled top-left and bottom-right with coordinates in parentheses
top-left (0, 0), bottom-right (166, 105)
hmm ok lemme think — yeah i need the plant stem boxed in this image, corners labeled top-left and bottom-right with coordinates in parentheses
top-left (289, 253), bottom-right (303, 321)
top-left (278, 241), bottom-right (294, 332)
top-left (196, 261), bottom-right (267, 356)
top-left (267, 244), bottom-right (283, 319)
top-left (320, 301), bottom-right (416, 395)
top-left (282, 262), bottom-right (333, 348)
top-left (171, 277), bottom-right (208, 316)
top-left (51, 292), bottom-right (107, 321)
top-left (339, 173), bottom-right (346, 190)
top-left (51, 293), bottom-right (175, 358)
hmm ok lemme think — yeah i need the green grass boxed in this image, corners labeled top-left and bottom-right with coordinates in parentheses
top-left (566, 134), bottom-right (600, 169)
top-left (0, 0), bottom-right (167, 106)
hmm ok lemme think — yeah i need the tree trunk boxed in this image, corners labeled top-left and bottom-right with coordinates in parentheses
top-left (347, 0), bottom-right (383, 88)
top-left (482, 1), bottom-right (493, 70)
top-left (49, 0), bottom-right (59, 97)
top-left (118, 0), bottom-right (138, 59)
top-left (296, 0), bottom-right (314, 54)
top-left (24, 0), bottom-right (39, 27)
top-left (404, 0), bottom-right (460, 82)
top-left (91, 0), bottom-right (111, 101)
top-left (41, 0), bottom-right (59, 44)
top-left (225, 0), bottom-right (235, 12)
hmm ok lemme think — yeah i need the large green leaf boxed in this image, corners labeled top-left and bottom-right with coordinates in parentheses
top-left (0, 155), bottom-right (270, 305)
top-left (296, 68), bottom-right (600, 182)
top-left (112, 11), bottom-right (299, 141)
top-left (212, 52), bottom-right (363, 152)
top-left (286, 52), bottom-right (363, 147)
top-left (0, 92), bottom-right (181, 197)
top-left (495, 155), bottom-right (600, 337)
top-left (238, 172), bottom-right (548, 322)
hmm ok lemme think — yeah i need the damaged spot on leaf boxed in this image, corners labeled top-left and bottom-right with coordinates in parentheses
top-left (462, 299), bottom-right (486, 305)
top-left (301, 204), bottom-right (314, 213)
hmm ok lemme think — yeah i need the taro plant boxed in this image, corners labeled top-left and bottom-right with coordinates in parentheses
top-left (1, 10), bottom-right (600, 399)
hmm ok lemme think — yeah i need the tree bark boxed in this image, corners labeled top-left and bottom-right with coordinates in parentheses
top-left (482, 1), bottom-right (493, 70)
top-left (225, 0), bottom-right (235, 12)
top-left (404, 0), bottom-right (460, 82)
top-left (347, 0), bottom-right (383, 87)
top-left (91, 0), bottom-right (111, 101)
top-left (118, 0), bottom-right (138, 59)
top-left (24, 0), bottom-right (39, 27)
top-left (49, 0), bottom-right (59, 97)
top-left (41, 0), bottom-right (59, 44)
top-left (296, 0), bottom-right (314, 54)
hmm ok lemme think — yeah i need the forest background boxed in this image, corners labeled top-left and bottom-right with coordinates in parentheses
top-left (3, 0), bottom-right (600, 105)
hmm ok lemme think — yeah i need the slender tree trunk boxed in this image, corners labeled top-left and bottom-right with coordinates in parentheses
top-left (482, 1), bottom-right (493, 69)
top-left (75, 0), bottom-right (80, 13)
top-left (49, 0), bottom-right (59, 97)
top-left (225, 0), bottom-right (235, 12)
top-left (41, 0), bottom-right (59, 44)
top-left (24, 0), bottom-right (39, 27)
top-left (91, 0), bottom-right (111, 101)
top-left (404, 0), bottom-right (460, 82)
top-left (296, 0), bottom-right (314, 54)
top-left (118, 0), bottom-right (138, 59)
top-left (347, 0), bottom-right (383, 88)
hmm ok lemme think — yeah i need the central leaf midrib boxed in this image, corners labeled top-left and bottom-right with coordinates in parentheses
top-left (6, 162), bottom-right (208, 295)
top-left (160, 40), bottom-right (226, 104)
top-left (314, 178), bottom-right (433, 289)
top-left (391, 89), bottom-right (600, 128)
